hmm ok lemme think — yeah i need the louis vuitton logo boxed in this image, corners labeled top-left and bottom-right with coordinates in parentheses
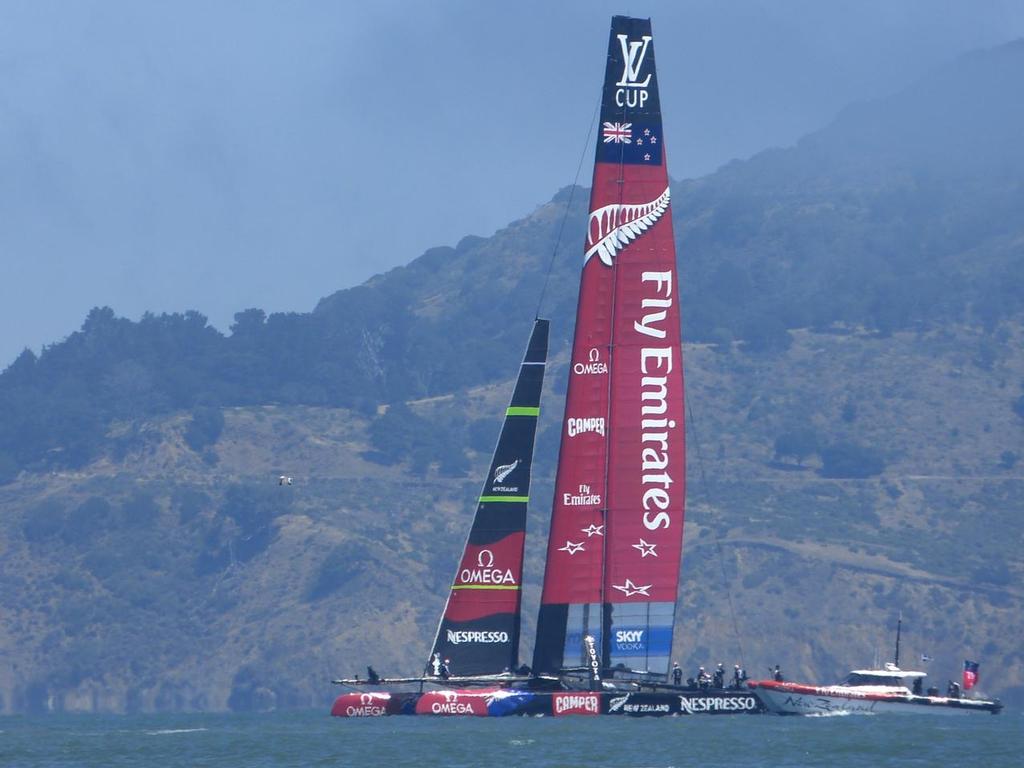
top-left (615, 34), bottom-right (652, 88)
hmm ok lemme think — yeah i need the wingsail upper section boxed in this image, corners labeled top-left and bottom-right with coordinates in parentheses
top-left (429, 319), bottom-right (548, 676)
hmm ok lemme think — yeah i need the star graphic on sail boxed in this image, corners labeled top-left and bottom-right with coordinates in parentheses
top-left (632, 539), bottom-right (658, 558)
top-left (612, 579), bottom-right (652, 597)
top-left (559, 541), bottom-right (585, 555)
top-left (581, 524), bottom-right (605, 537)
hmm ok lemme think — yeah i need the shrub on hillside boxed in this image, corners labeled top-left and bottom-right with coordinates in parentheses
top-left (62, 497), bottom-right (114, 544)
top-left (218, 483), bottom-right (290, 562)
top-left (0, 451), bottom-right (18, 485)
top-left (739, 312), bottom-right (792, 355)
top-left (172, 487), bottom-right (210, 523)
top-left (121, 491), bottom-right (161, 528)
top-left (21, 500), bottom-right (65, 543)
top-left (184, 407), bottom-right (225, 452)
top-left (773, 428), bottom-right (819, 464)
top-left (365, 402), bottom-right (466, 475)
top-left (1013, 395), bottom-right (1024, 421)
top-left (819, 442), bottom-right (885, 479)
top-left (307, 540), bottom-right (371, 600)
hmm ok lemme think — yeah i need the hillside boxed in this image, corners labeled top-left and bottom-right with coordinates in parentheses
top-left (1, 41), bottom-right (1023, 712)
top-left (1, 324), bottom-right (1021, 713)
top-left (4, 42), bottom-right (1024, 480)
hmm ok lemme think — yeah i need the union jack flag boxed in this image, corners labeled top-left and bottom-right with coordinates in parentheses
top-left (602, 122), bottom-right (632, 144)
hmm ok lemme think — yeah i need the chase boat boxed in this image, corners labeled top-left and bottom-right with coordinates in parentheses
top-left (749, 662), bottom-right (1003, 716)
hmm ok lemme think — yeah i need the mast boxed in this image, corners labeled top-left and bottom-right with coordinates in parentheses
top-left (534, 16), bottom-right (685, 680)
top-left (428, 319), bottom-right (549, 676)
top-left (894, 612), bottom-right (902, 668)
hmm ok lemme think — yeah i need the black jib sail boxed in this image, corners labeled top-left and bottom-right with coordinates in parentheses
top-left (426, 319), bottom-right (549, 676)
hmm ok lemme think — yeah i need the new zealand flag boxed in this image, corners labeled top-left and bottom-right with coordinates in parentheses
top-left (597, 120), bottom-right (663, 166)
top-left (963, 660), bottom-right (979, 690)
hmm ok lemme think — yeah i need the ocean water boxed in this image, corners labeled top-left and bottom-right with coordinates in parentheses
top-left (1, 709), bottom-right (1019, 768)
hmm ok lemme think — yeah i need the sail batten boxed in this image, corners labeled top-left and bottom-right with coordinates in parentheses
top-left (534, 16), bottom-right (685, 679)
top-left (428, 319), bottom-right (549, 676)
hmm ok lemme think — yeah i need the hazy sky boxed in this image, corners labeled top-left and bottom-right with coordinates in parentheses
top-left (2, 0), bottom-right (1023, 367)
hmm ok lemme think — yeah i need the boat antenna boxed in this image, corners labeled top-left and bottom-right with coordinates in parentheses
top-left (534, 98), bottom-right (600, 320)
top-left (894, 611), bottom-right (902, 668)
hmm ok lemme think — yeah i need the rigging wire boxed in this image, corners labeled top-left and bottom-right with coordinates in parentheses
top-left (534, 98), bottom-right (600, 320)
top-left (598, 94), bottom-right (632, 666)
top-left (530, 96), bottom-right (599, 671)
top-left (686, 400), bottom-right (747, 669)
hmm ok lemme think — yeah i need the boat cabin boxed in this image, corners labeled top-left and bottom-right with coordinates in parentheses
top-left (840, 664), bottom-right (927, 689)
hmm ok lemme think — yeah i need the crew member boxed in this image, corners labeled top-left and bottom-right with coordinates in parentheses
top-left (441, 658), bottom-right (452, 679)
top-left (367, 666), bottom-right (381, 684)
top-left (772, 665), bottom-right (784, 682)
top-left (947, 680), bottom-right (960, 699)
top-left (713, 663), bottom-right (725, 689)
top-left (697, 666), bottom-right (711, 689)
top-left (733, 664), bottom-right (747, 688)
top-left (672, 662), bottom-right (683, 686)
top-left (912, 676), bottom-right (922, 695)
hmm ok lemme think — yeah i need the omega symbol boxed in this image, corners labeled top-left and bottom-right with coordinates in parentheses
top-left (477, 549), bottom-right (495, 568)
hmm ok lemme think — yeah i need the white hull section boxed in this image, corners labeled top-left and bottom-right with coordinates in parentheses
top-left (756, 686), bottom-right (999, 716)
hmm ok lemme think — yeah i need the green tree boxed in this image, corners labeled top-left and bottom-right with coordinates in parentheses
top-left (22, 500), bottom-right (65, 543)
top-left (0, 451), bottom-right (18, 485)
top-left (121, 491), bottom-right (160, 528)
top-left (184, 406), bottom-right (225, 451)
top-left (307, 540), bottom-right (370, 600)
top-left (841, 400), bottom-right (858, 423)
top-left (820, 442), bottom-right (885, 479)
top-left (62, 497), bottom-right (113, 544)
top-left (1013, 395), bottom-right (1024, 421)
top-left (773, 428), bottom-right (819, 464)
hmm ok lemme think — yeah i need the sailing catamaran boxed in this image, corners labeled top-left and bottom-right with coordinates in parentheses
top-left (331, 15), bottom-right (763, 717)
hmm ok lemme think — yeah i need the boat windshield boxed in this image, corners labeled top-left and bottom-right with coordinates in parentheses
top-left (841, 673), bottom-right (906, 687)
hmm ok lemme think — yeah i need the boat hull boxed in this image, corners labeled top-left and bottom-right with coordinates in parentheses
top-left (330, 691), bottom-right (420, 717)
top-left (331, 688), bottom-right (765, 717)
top-left (749, 681), bottom-right (1002, 715)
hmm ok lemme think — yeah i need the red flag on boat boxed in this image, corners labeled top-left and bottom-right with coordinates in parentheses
top-left (963, 660), bottom-right (979, 690)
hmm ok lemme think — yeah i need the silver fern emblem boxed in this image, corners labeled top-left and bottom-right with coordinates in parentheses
top-left (493, 459), bottom-right (520, 483)
top-left (584, 186), bottom-right (671, 266)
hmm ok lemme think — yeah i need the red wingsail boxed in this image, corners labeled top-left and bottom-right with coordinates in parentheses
top-left (534, 16), bottom-right (685, 678)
